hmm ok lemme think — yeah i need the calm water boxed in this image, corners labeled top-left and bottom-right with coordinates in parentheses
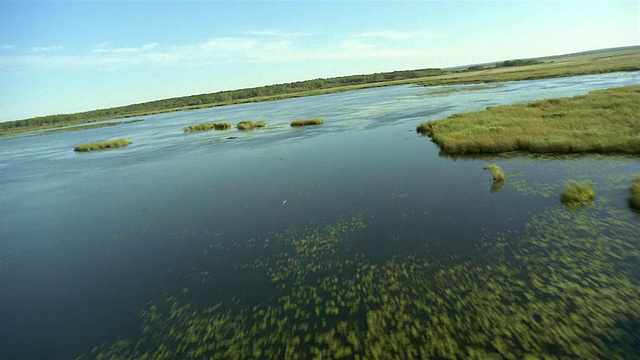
top-left (1, 72), bottom-right (640, 359)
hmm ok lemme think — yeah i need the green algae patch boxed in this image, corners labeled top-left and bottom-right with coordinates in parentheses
top-left (417, 85), bottom-right (640, 155)
top-left (79, 201), bottom-right (640, 359)
top-left (483, 164), bottom-right (505, 183)
top-left (183, 122), bottom-right (231, 132)
top-left (629, 176), bottom-right (640, 210)
top-left (73, 139), bottom-right (132, 152)
top-left (290, 118), bottom-right (324, 127)
top-left (561, 181), bottom-right (595, 206)
top-left (236, 121), bottom-right (266, 130)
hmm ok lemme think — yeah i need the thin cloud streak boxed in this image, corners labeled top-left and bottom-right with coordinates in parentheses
top-left (0, 32), bottom-right (444, 70)
top-left (352, 30), bottom-right (447, 41)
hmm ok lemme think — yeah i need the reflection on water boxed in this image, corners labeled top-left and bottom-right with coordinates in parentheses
top-left (1, 72), bottom-right (640, 359)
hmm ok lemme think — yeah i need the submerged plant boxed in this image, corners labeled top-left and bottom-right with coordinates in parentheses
top-left (629, 176), bottom-right (640, 210)
top-left (74, 139), bottom-right (132, 152)
top-left (290, 118), bottom-right (324, 127)
top-left (483, 164), bottom-right (505, 183)
top-left (561, 181), bottom-right (595, 206)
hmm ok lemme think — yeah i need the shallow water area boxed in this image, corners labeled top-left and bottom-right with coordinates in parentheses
top-left (1, 72), bottom-right (640, 359)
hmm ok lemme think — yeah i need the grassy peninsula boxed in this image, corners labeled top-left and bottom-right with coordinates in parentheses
top-left (417, 85), bottom-right (640, 155)
top-left (2, 47), bottom-right (638, 137)
top-left (74, 139), bottom-right (132, 152)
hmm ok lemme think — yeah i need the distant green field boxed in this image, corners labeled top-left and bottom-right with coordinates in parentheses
top-left (417, 85), bottom-right (640, 155)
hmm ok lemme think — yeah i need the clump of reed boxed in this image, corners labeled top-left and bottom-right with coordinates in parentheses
top-left (183, 122), bottom-right (231, 132)
top-left (483, 164), bottom-right (505, 183)
top-left (416, 85), bottom-right (640, 155)
top-left (629, 176), bottom-right (640, 210)
top-left (74, 139), bottom-right (132, 152)
top-left (236, 121), bottom-right (266, 130)
top-left (290, 118), bottom-right (324, 127)
top-left (560, 181), bottom-right (595, 206)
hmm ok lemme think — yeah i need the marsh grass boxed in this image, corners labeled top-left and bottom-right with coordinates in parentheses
top-left (290, 118), bottom-right (324, 127)
top-left (630, 176), bottom-right (640, 210)
top-left (183, 122), bottom-right (231, 132)
top-left (417, 49), bottom-right (640, 87)
top-left (483, 164), bottom-right (505, 183)
top-left (74, 139), bottom-right (132, 152)
top-left (417, 85), bottom-right (640, 155)
top-left (561, 181), bottom-right (595, 206)
top-left (236, 121), bottom-right (266, 130)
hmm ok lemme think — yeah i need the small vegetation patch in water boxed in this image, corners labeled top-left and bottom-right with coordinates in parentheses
top-left (422, 84), bottom-right (504, 95)
top-left (629, 176), bottom-right (640, 210)
top-left (290, 118), bottom-right (324, 127)
top-left (561, 181), bottom-right (595, 206)
top-left (236, 121), bottom-right (266, 130)
top-left (183, 122), bottom-right (232, 132)
top-left (483, 164), bottom-right (505, 183)
top-left (74, 139), bottom-right (132, 152)
top-left (417, 85), bottom-right (640, 155)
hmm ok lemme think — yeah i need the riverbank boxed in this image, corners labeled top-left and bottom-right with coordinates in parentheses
top-left (417, 85), bottom-right (640, 155)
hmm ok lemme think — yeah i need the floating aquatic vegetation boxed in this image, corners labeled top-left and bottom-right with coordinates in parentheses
top-left (79, 200), bottom-right (640, 359)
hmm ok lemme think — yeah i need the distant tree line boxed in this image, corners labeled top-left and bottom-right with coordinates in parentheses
top-left (0, 68), bottom-right (442, 133)
top-left (494, 59), bottom-right (541, 68)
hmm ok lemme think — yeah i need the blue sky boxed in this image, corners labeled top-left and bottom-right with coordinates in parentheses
top-left (0, 1), bottom-right (638, 122)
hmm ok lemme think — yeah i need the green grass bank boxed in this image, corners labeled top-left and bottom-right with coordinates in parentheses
top-left (417, 85), bottom-right (640, 155)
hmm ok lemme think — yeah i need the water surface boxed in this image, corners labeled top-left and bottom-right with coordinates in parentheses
top-left (1, 72), bottom-right (639, 359)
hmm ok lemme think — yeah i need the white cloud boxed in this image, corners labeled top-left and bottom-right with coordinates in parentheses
top-left (242, 30), bottom-right (309, 37)
top-left (30, 45), bottom-right (64, 52)
top-left (0, 34), bottom-right (446, 71)
top-left (1, 44), bottom-right (17, 51)
top-left (352, 30), bottom-right (446, 41)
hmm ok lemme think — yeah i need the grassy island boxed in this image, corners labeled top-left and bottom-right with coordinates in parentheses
top-left (183, 122), bottom-right (231, 132)
top-left (561, 181), bottom-right (595, 206)
top-left (630, 177), bottom-right (640, 210)
top-left (417, 85), bottom-right (640, 155)
top-left (483, 164), bottom-right (505, 183)
top-left (290, 118), bottom-right (324, 127)
top-left (74, 139), bottom-right (132, 152)
top-left (236, 121), bottom-right (266, 130)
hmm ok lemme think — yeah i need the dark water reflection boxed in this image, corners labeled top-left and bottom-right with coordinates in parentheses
top-left (1, 72), bottom-right (640, 359)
